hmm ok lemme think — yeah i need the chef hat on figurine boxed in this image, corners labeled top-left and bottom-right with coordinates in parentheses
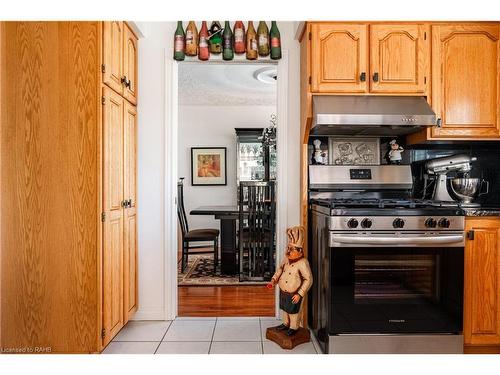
top-left (389, 139), bottom-right (397, 145)
top-left (287, 226), bottom-right (305, 250)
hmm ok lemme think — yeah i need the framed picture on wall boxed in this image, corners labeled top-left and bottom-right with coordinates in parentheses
top-left (191, 147), bottom-right (227, 186)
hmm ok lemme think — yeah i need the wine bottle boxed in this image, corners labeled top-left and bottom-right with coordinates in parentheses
top-left (208, 21), bottom-right (223, 54)
top-left (198, 21), bottom-right (210, 61)
top-left (173, 21), bottom-right (185, 61)
top-left (185, 21), bottom-right (198, 57)
top-left (257, 21), bottom-right (270, 57)
top-left (222, 21), bottom-right (234, 61)
top-left (233, 21), bottom-right (246, 54)
top-left (270, 21), bottom-right (281, 60)
top-left (246, 21), bottom-right (258, 60)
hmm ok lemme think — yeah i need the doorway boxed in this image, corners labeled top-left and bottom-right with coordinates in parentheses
top-left (165, 51), bottom-right (288, 319)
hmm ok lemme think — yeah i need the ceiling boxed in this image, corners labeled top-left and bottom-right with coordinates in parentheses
top-left (178, 63), bottom-right (277, 106)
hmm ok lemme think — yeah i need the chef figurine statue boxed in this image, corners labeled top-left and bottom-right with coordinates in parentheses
top-left (387, 139), bottom-right (404, 165)
top-left (267, 226), bottom-right (312, 337)
top-left (312, 139), bottom-right (327, 165)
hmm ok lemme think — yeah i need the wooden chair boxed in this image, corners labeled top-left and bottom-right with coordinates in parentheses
top-left (238, 181), bottom-right (276, 281)
top-left (177, 178), bottom-right (219, 273)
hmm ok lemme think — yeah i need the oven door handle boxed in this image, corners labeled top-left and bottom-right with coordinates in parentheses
top-left (330, 234), bottom-right (465, 246)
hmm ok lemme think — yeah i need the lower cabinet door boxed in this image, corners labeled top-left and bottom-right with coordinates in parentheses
top-left (464, 218), bottom-right (500, 346)
top-left (102, 211), bottom-right (124, 347)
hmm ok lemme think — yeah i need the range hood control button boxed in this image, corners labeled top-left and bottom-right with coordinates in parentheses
top-left (393, 218), bottom-right (405, 229)
top-left (347, 218), bottom-right (359, 229)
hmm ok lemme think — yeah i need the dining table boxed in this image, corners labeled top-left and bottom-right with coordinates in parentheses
top-left (190, 205), bottom-right (239, 275)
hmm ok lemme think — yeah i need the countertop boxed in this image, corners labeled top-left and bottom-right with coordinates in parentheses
top-left (462, 207), bottom-right (500, 217)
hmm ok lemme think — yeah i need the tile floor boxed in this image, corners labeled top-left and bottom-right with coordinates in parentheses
top-left (103, 317), bottom-right (320, 354)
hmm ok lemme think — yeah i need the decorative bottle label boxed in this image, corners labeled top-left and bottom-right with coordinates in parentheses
top-left (199, 36), bottom-right (208, 48)
top-left (186, 30), bottom-right (194, 45)
top-left (251, 39), bottom-right (257, 50)
top-left (174, 35), bottom-right (184, 52)
top-left (258, 35), bottom-right (268, 45)
top-left (271, 37), bottom-right (280, 48)
top-left (235, 29), bottom-right (244, 43)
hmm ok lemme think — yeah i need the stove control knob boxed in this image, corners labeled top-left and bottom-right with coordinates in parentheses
top-left (361, 218), bottom-right (373, 229)
top-left (425, 218), bottom-right (437, 228)
top-left (438, 218), bottom-right (451, 228)
top-left (347, 218), bottom-right (359, 229)
top-left (393, 218), bottom-right (405, 229)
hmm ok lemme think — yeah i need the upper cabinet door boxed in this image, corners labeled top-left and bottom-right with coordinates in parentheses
top-left (103, 21), bottom-right (124, 95)
top-left (370, 24), bottom-right (430, 94)
top-left (122, 23), bottom-right (138, 105)
top-left (431, 24), bottom-right (500, 139)
top-left (310, 23), bottom-right (369, 93)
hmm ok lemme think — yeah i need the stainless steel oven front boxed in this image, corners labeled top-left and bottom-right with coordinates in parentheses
top-left (308, 210), bottom-right (465, 354)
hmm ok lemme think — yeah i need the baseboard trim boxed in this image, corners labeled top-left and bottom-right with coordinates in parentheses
top-left (464, 345), bottom-right (500, 354)
top-left (131, 309), bottom-right (166, 320)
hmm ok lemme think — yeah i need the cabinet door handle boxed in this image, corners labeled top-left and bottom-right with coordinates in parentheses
top-left (121, 200), bottom-right (128, 208)
top-left (359, 72), bottom-right (366, 82)
top-left (373, 72), bottom-right (379, 82)
top-left (121, 75), bottom-right (127, 85)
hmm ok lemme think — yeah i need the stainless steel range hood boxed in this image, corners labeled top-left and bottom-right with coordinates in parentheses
top-left (311, 96), bottom-right (437, 136)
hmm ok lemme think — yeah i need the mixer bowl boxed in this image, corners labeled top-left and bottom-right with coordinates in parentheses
top-left (450, 178), bottom-right (484, 203)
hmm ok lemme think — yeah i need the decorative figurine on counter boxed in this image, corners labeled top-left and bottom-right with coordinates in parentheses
top-left (266, 226), bottom-right (313, 349)
top-left (386, 139), bottom-right (404, 165)
top-left (311, 139), bottom-right (327, 165)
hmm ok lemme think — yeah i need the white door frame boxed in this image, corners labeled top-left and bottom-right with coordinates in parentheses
top-left (163, 51), bottom-right (289, 320)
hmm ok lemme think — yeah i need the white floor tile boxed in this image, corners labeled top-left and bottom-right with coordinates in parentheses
top-left (209, 341), bottom-right (263, 354)
top-left (260, 318), bottom-right (283, 341)
top-left (163, 320), bottom-right (215, 342)
top-left (156, 341), bottom-right (210, 354)
top-left (263, 341), bottom-right (317, 354)
top-left (103, 341), bottom-right (159, 354)
top-left (113, 321), bottom-right (171, 342)
top-left (216, 317), bottom-right (259, 321)
top-left (175, 316), bottom-right (216, 321)
top-left (212, 319), bottom-right (261, 342)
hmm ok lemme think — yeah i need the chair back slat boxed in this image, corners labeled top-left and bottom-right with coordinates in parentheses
top-left (177, 178), bottom-right (189, 237)
top-left (238, 181), bottom-right (276, 281)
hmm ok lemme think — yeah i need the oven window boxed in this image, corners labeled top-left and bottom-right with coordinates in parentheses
top-left (354, 254), bottom-right (438, 303)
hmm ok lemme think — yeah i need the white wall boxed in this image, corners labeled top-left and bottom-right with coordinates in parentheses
top-left (136, 21), bottom-right (300, 320)
top-left (178, 105), bottom-right (275, 231)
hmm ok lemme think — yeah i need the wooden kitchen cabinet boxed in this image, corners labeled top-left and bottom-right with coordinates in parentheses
top-left (310, 23), bottom-right (369, 93)
top-left (103, 21), bottom-right (124, 95)
top-left (309, 22), bottom-right (430, 95)
top-left (123, 101), bottom-right (138, 321)
top-left (103, 21), bottom-right (138, 104)
top-left (1, 21), bottom-right (138, 353)
top-left (464, 217), bottom-right (500, 351)
top-left (370, 24), bottom-right (430, 94)
top-left (429, 24), bottom-right (500, 140)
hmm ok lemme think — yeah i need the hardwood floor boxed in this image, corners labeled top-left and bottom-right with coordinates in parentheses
top-left (178, 285), bottom-right (276, 317)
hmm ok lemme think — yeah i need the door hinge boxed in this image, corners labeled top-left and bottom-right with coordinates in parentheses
top-left (467, 230), bottom-right (475, 240)
top-left (101, 96), bottom-right (105, 105)
top-left (101, 212), bottom-right (106, 222)
top-left (101, 64), bottom-right (106, 73)
top-left (308, 32), bottom-right (311, 41)
top-left (424, 32), bottom-right (427, 40)
top-left (101, 328), bottom-right (106, 339)
top-left (424, 76), bottom-right (427, 84)
top-left (308, 76), bottom-right (312, 85)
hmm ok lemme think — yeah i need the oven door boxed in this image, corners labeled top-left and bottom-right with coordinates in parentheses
top-left (329, 231), bottom-right (464, 335)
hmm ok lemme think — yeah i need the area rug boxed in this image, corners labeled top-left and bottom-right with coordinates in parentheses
top-left (178, 255), bottom-right (268, 286)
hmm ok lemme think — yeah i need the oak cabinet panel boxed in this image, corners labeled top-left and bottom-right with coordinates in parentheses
top-left (431, 24), bottom-right (500, 139)
top-left (123, 101), bottom-right (138, 322)
top-left (310, 23), bottom-right (368, 93)
top-left (123, 23), bottom-right (138, 105)
top-left (464, 218), bottom-right (500, 346)
top-left (370, 24), bottom-right (429, 93)
top-left (103, 21), bottom-right (124, 95)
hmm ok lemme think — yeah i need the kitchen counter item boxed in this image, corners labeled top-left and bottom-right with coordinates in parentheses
top-left (463, 207), bottom-right (500, 217)
top-left (450, 178), bottom-right (489, 204)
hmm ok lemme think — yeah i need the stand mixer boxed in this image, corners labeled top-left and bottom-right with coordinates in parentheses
top-left (425, 154), bottom-right (478, 203)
